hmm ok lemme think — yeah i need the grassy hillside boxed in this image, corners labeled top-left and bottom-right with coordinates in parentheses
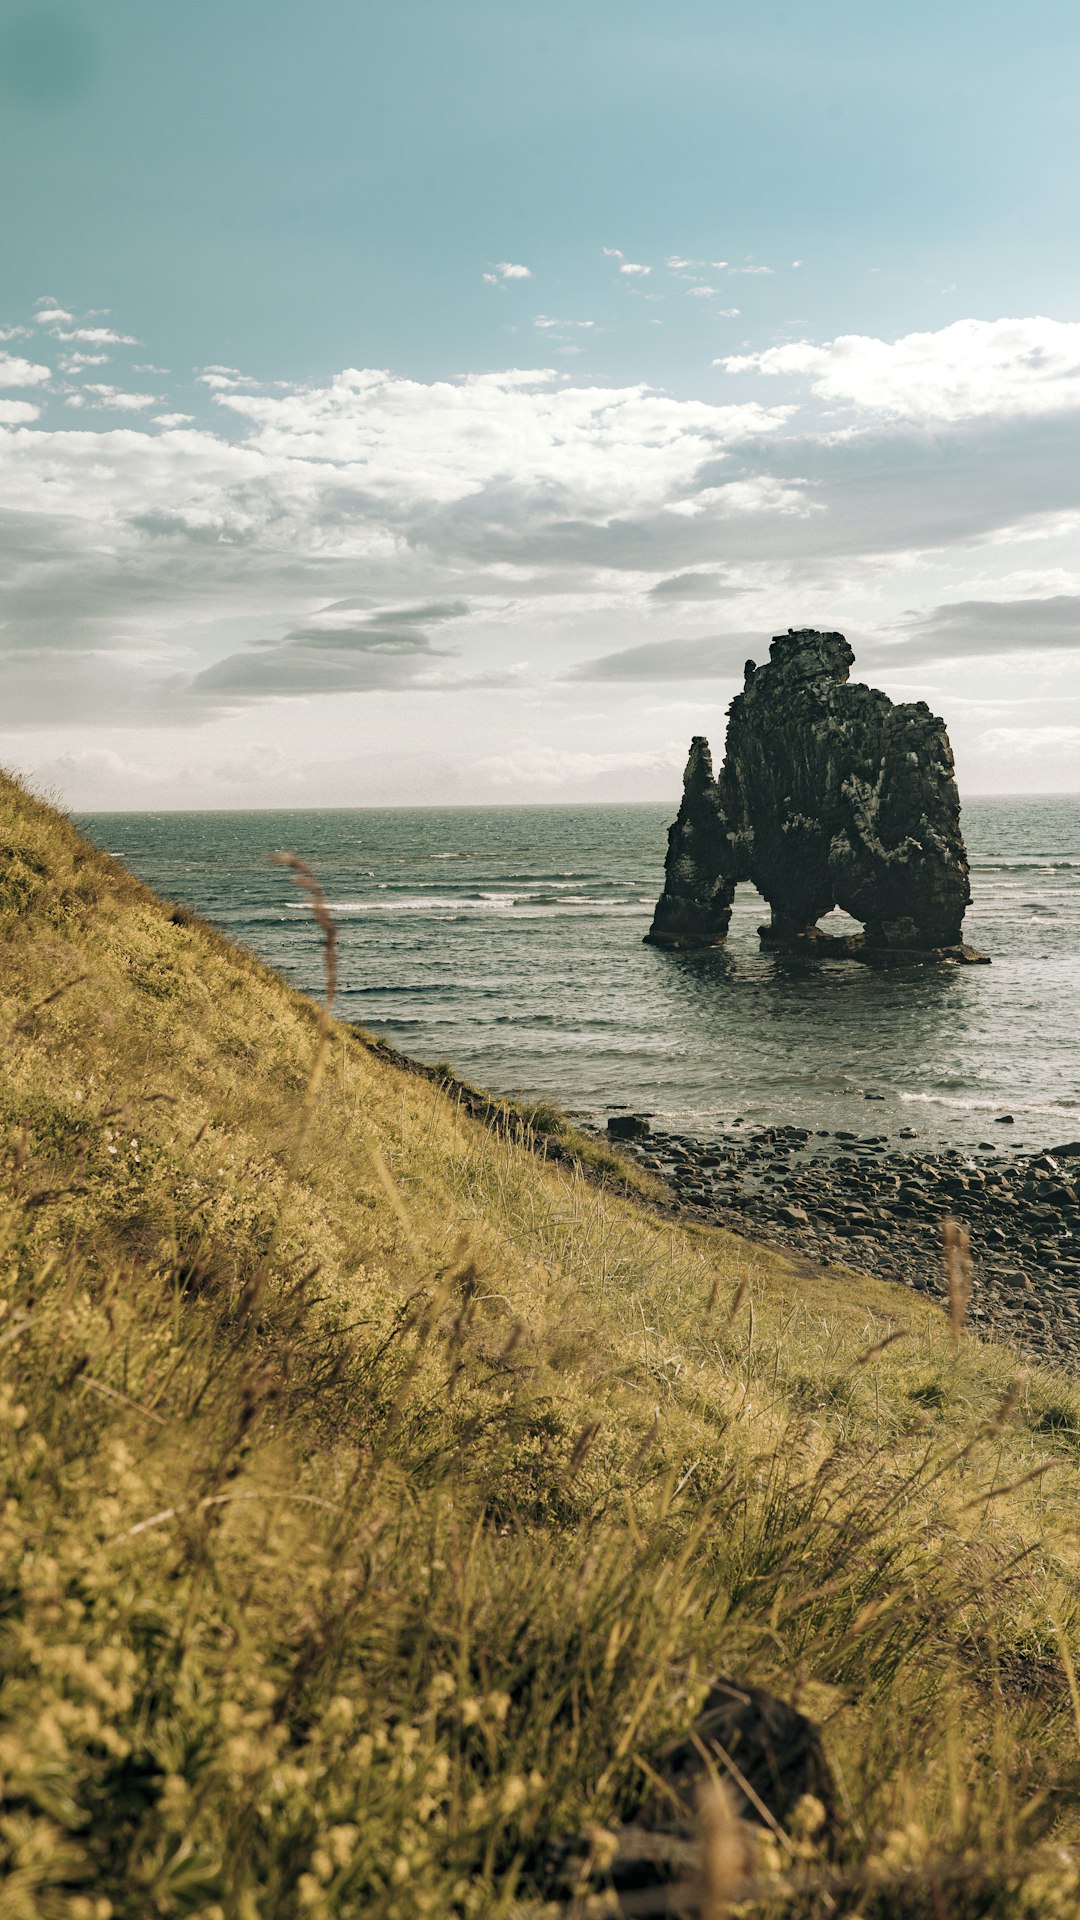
top-left (2, 766), bottom-right (1080, 1918)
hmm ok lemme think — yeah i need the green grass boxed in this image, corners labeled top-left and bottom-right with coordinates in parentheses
top-left (350, 1035), bottom-right (664, 1200)
top-left (2, 766), bottom-right (1080, 1917)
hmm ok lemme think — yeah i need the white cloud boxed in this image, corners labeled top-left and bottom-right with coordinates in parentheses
top-left (51, 327), bottom-right (139, 346)
top-left (687, 287), bottom-right (717, 298)
top-left (153, 412), bottom-right (195, 428)
top-left (492, 262), bottom-right (532, 280)
top-left (0, 326), bottom-right (30, 342)
top-left (978, 724), bottom-right (1080, 755)
top-left (39, 747), bottom-right (155, 785)
top-left (81, 385), bottom-right (161, 410)
top-left (727, 265), bottom-right (774, 276)
top-left (207, 367), bottom-right (790, 514)
top-left (35, 306), bottom-right (73, 326)
top-left (666, 256), bottom-right (731, 274)
top-left (723, 317), bottom-right (1080, 423)
top-left (198, 369), bottom-right (262, 391)
top-left (662, 477), bottom-right (816, 519)
top-left (717, 308), bottom-right (741, 318)
top-left (474, 744), bottom-right (679, 788)
top-left (0, 401), bottom-right (41, 424)
top-left (0, 353), bottom-right (51, 388)
top-left (61, 352), bottom-right (110, 370)
top-left (603, 247), bottom-right (625, 260)
top-left (619, 262), bottom-right (651, 277)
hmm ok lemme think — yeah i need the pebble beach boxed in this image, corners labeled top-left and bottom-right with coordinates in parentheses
top-left (602, 1114), bottom-right (1080, 1364)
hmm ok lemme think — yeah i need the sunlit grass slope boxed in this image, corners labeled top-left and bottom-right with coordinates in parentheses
top-left (3, 766), bottom-right (1080, 1919)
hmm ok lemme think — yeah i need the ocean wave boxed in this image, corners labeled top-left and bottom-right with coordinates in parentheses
top-left (341, 982), bottom-right (452, 997)
top-left (970, 859), bottom-right (1080, 871)
top-left (899, 1091), bottom-right (1079, 1118)
top-left (288, 894), bottom-right (645, 916)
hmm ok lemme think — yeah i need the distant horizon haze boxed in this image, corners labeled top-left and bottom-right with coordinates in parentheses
top-left (65, 783), bottom-right (1080, 818)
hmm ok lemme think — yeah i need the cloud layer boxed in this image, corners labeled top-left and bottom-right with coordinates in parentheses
top-left (1, 306), bottom-right (1079, 800)
top-left (184, 600), bottom-right (474, 701)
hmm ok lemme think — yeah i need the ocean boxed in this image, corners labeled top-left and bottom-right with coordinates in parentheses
top-left (77, 797), bottom-right (1080, 1155)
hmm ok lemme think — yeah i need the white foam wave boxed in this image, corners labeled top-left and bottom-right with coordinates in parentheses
top-left (296, 895), bottom-right (643, 917)
top-left (899, 1091), bottom-right (1079, 1119)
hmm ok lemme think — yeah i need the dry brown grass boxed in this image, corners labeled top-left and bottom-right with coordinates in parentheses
top-left (2, 766), bottom-right (1080, 1917)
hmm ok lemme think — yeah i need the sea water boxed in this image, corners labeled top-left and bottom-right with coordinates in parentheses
top-left (77, 798), bottom-right (1080, 1153)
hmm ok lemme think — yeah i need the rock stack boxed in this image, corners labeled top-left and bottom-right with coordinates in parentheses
top-left (648, 628), bottom-right (987, 963)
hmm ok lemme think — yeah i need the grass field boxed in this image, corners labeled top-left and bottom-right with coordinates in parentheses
top-left (3, 766), bottom-right (1080, 1918)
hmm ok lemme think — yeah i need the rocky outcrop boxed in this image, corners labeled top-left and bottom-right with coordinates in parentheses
top-left (646, 737), bottom-right (735, 949)
top-left (647, 628), bottom-right (986, 963)
top-left (542, 1677), bottom-right (834, 1908)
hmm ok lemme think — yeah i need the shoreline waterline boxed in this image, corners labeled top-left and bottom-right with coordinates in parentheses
top-left (345, 1020), bottom-right (1080, 1366)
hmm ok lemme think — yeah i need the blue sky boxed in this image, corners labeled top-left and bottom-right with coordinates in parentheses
top-left (6, 0), bottom-right (1080, 385)
top-left (1, 0), bottom-right (1079, 804)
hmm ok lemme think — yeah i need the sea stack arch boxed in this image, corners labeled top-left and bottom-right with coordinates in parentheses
top-left (647, 628), bottom-right (988, 964)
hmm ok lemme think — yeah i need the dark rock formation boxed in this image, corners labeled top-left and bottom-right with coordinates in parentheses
top-left (647, 628), bottom-right (987, 962)
top-left (651, 1677), bottom-right (836, 1833)
top-left (541, 1677), bottom-right (834, 1909)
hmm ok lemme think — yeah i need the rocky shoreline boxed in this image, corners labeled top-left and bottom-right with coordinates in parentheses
top-left (595, 1112), bottom-right (1080, 1366)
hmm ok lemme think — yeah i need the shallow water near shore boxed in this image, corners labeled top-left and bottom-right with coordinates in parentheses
top-left (79, 796), bottom-right (1080, 1155)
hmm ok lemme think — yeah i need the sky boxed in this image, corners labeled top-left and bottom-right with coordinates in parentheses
top-left (1, 0), bottom-right (1079, 808)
